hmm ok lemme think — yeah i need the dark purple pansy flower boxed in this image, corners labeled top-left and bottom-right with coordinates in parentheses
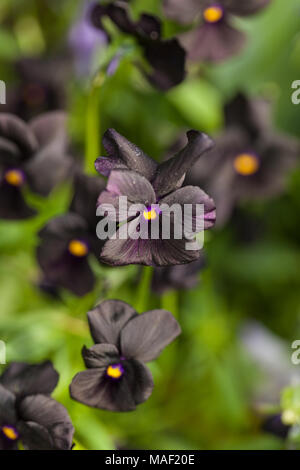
top-left (0, 112), bottom-right (73, 220)
top-left (69, 299), bottom-right (181, 411)
top-left (95, 129), bottom-right (215, 266)
top-left (91, 1), bottom-right (186, 90)
top-left (186, 94), bottom-right (299, 226)
top-left (152, 254), bottom-right (206, 294)
top-left (0, 361), bottom-right (74, 450)
top-left (69, 1), bottom-right (109, 78)
top-left (163, 0), bottom-right (271, 62)
top-left (37, 173), bottom-right (106, 297)
top-left (262, 414), bottom-right (290, 440)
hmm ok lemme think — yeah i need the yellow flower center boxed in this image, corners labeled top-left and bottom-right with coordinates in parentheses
top-left (203, 6), bottom-right (223, 23)
top-left (233, 153), bottom-right (260, 176)
top-left (143, 208), bottom-right (157, 220)
top-left (2, 426), bottom-right (19, 441)
top-left (106, 364), bottom-right (123, 379)
top-left (5, 169), bottom-right (24, 186)
top-left (68, 239), bottom-right (88, 257)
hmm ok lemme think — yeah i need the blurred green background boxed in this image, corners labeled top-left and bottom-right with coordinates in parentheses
top-left (1, 0), bottom-right (300, 450)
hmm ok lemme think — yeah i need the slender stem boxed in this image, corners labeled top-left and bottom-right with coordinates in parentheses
top-left (136, 266), bottom-right (153, 313)
top-left (161, 290), bottom-right (179, 318)
top-left (85, 73), bottom-right (105, 174)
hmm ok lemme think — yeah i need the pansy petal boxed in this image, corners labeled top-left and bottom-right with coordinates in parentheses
top-left (121, 309), bottom-right (181, 362)
top-left (160, 185), bottom-right (216, 230)
top-left (163, 0), bottom-right (202, 24)
top-left (96, 128), bottom-right (157, 179)
top-left (0, 113), bottom-right (38, 159)
top-left (18, 420), bottom-right (53, 450)
top-left (0, 361), bottom-right (59, 398)
top-left (0, 183), bottom-right (37, 220)
top-left (29, 111), bottom-right (68, 148)
top-left (0, 137), bottom-right (21, 166)
top-left (106, 169), bottom-right (156, 205)
top-left (100, 227), bottom-right (201, 266)
top-left (18, 394), bottom-right (74, 450)
top-left (0, 384), bottom-right (17, 425)
top-left (180, 22), bottom-right (246, 62)
top-left (142, 37), bottom-right (186, 91)
top-left (70, 359), bottom-right (153, 411)
top-left (82, 344), bottom-right (120, 369)
top-left (224, 0), bottom-right (271, 16)
top-left (152, 131), bottom-right (214, 197)
top-left (87, 300), bottom-right (137, 346)
top-left (38, 213), bottom-right (88, 240)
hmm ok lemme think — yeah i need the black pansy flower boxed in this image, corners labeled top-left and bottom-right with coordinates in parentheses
top-left (95, 129), bottom-right (216, 266)
top-left (91, 1), bottom-right (186, 90)
top-left (3, 56), bottom-right (70, 121)
top-left (37, 173), bottom-right (106, 297)
top-left (0, 361), bottom-right (74, 450)
top-left (262, 414), bottom-right (290, 440)
top-left (69, 299), bottom-right (181, 411)
top-left (186, 94), bottom-right (299, 225)
top-left (163, 0), bottom-right (271, 62)
top-left (0, 112), bottom-right (73, 220)
top-left (152, 254), bottom-right (206, 294)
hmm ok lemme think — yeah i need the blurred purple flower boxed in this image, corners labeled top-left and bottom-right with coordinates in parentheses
top-left (69, 1), bottom-right (108, 77)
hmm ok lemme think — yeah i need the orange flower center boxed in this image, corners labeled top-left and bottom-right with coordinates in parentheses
top-left (203, 6), bottom-right (223, 23)
top-left (2, 426), bottom-right (19, 441)
top-left (143, 207), bottom-right (157, 220)
top-left (5, 169), bottom-right (24, 186)
top-left (68, 239), bottom-right (89, 257)
top-left (233, 153), bottom-right (260, 176)
top-left (106, 364), bottom-right (124, 379)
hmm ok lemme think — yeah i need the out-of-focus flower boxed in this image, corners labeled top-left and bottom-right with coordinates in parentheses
top-left (0, 112), bottom-right (73, 220)
top-left (1, 55), bottom-right (71, 121)
top-left (186, 94), bottom-right (299, 225)
top-left (69, 1), bottom-right (109, 78)
top-left (37, 173), bottom-right (106, 297)
top-left (152, 254), bottom-right (206, 294)
top-left (0, 361), bottom-right (74, 450)
top-left (262, 414), bottom-right (290, 440)
top-left (69, 299), bottom-right (181, 411)
top-left (163, 0), bottom-right (271, 62)
top-left (91, 1), bottom-right (186, 90)
top-left (95, 129), bottom-right (215, 266)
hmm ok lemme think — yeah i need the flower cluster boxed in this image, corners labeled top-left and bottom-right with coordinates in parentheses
top-left (0, 361), bottom-right (74, 450)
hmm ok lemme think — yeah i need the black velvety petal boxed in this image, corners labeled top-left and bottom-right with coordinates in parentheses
top-left (152, 255), bottom-right (206, 294)
top-left (38, 213), bottom-right (88, 241)
top-left (18, 394), bottom-right (74, 450)
top-left (0, 361), bottom-right (59, 398)
top-left (25, 112), bottom-right (73, 196)
top-left (37, 238), bottom-right (95, 297)
top-left (152, 131), bottom-right (214, 197)
top-left (262, 414), bottom-right (290, 439)
top-left (0, 137), bottom-right (22, 167)
top-left (95, 128), bottom-right (157, 179)
top-left (0, 113), bottom-right (38, 160)
top-left (100, 226), bottom-right (202, 266)
top-left (105, 169), bottom-right (156, 205)
top-left (0, 182), bottom-right (37, 220)
top-left (163, 0), bottom-right (202, 25)
top-left (82, 344), bottom-right (120, 369)
top-left (70, 359), bottom-right (153, 411)
top-left (142, 37), bottom-right (186, 91)
top-left (180, 22), bottom-right (246, 63)
top-left (0, 384), bottom-right (17, 426)
top-left (160, 185), bottom-right (216, 230)
top-left (87, 299), bottom-right (137, 346)
top-left (120, 309), bottom-right (181, 362)
top-left (224, 0), bottom-right (271, 16)
top-left (69, 172), bottom-right (106, 230)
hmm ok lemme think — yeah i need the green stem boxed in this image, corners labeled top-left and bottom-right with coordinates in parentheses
top-left (161, 290), bottom-right (179, 318)
top-left (85, 73), bottom-right (105, 174)
top-left (136, 266), bottom-right (153, 313)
